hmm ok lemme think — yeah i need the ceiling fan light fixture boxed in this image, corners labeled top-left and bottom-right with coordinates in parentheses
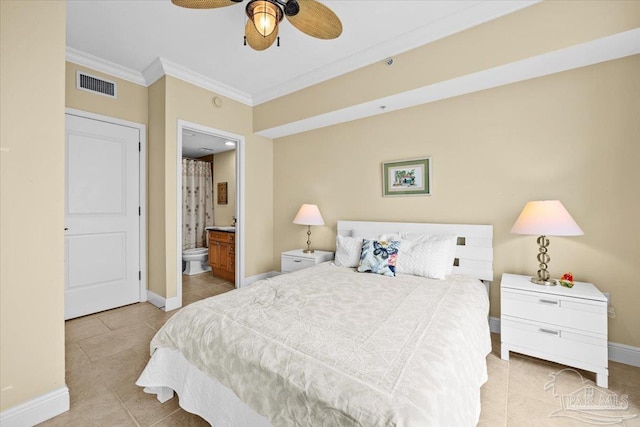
top-left (172, 0), bottom-right (342, 51)
top-left (247, 0), bottom-right (282, 37)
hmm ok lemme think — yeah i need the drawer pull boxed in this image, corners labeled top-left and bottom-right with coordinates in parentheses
top-left (539, 299), bottom-right (559, 306)
top-left (293, 259), bottom-right (302, 263)
top-left (539, 328), bottom-right (560, 336)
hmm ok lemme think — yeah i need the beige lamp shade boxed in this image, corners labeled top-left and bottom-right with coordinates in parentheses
top-left (511, 200), bottom-right (583, 236)
top-left (293, 204), bottom-right (325, 226)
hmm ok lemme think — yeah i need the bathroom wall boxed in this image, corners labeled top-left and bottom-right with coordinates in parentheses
top-left (213, 150), bottom-right (236, 226)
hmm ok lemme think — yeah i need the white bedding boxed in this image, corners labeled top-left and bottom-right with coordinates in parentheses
top-left (137, 263), bottom-right (491, 426)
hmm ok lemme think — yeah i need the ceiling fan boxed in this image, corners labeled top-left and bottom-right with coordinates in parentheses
top-left (171, 0), bottom-right (343, 51)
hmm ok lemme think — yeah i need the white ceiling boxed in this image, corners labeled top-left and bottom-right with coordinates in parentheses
top-left (66, 0), bottom-right (536, 105)
top-left (182, 130), bottom-right (236, 158)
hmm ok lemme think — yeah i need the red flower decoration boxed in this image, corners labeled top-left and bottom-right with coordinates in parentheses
top-left (559, 272), bottom-right (574, 288)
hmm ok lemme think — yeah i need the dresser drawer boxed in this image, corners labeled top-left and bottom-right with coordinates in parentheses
top-left (282, 256), bottom-right (316, 272)
top-left (502, 317), bottom-right (608, 368)
top-left (209, 231), bottom-right (234, 243)
top-left (502, 289), bottom-right (607, 335)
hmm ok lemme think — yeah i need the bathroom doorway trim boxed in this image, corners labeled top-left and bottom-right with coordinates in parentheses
top-left (176, 120), bottom-right (245, 309)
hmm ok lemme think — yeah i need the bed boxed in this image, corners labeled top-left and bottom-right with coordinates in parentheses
top-left (137, 221), bottom-right (494, 426)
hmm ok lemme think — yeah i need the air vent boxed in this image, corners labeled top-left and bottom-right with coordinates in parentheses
top-left (76, 71), bottom-right (117, 98)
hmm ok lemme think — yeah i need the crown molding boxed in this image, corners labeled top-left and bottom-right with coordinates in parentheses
top-left (67, 49), bottom-right (253, 106)
top-left (145, 57), bottom-right (253, 106)
top-left (141, 57), bottom-right (166, 87)
top-left (251, 0), bottom-right (539, 105)
top-left (66, 47), bottom-right (147, 86)
top-left (256, 28), bottom-right (640, 139)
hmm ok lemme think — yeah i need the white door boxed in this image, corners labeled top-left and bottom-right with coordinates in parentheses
top-left (65, 114), bottom-right (140, 320)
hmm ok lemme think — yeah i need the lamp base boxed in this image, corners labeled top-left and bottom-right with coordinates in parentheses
top-left (531, 277), bottom-right (556, 286)
top-left (303, 249), bottom-right (315, 254)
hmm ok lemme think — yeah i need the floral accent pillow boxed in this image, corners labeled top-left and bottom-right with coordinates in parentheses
top-left (357, 239), bottom-right (400, 277)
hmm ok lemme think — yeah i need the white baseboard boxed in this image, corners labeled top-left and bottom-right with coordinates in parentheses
top-left (147, 291), bottom-right (182, 312)
top-left (146, 290), bottom-right (165, 309)
top-left (608, 342), bottom-right (640, 367)
top-left (164, 296), bottom-right (181, 312)
top-left (242, 271), bottom-right (280, 287)
top-left (0, 386), bottom-right (69, 427)
top-left (489, 316), bottom-right (501, 334)
top-left (488, 317), bottom-right (639, 367)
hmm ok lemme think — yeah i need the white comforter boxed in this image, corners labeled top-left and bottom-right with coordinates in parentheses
top-left (144, 263), bottom-right (491, 426)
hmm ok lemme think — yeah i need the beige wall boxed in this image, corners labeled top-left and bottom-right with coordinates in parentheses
top-left (64, 65), bottom-right (273, 300)
top-left (213, 150), bottom-right (237, 226)
top-left (255, 1), bottom-right (640, 132)
top-left (272, 56), bottom-right (640, 347)
top-left (65, 61), bottom-right (153, 294)
top-left (150, 76), bottom-right (273, 299)
top-left (148, 78), bottom-right (168, 297)
top-left (0, 0), bottom-right (67, 411)
top-left (65, 62), bottom-right (148, 125)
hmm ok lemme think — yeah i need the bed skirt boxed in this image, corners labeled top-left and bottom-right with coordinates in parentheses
top-left (136, 347), bottom-right (271, 427)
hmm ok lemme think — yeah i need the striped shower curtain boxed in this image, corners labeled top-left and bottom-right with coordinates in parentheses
top-left (182, 159), bottom-right (213, 250)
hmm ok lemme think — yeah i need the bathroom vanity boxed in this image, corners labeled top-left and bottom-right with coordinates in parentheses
top-left (208, 228), bottom-right (235, 284)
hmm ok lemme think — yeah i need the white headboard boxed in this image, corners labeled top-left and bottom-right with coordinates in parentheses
top-left (337, 220), bottom-right (494, 282)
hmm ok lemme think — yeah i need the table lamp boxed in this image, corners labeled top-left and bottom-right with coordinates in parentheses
top-left (511, 200), bottom-right (583, 285)
top-left (293, 204), bottom-right (324, 253)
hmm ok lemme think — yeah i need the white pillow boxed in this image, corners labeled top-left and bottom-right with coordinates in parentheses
top-left (352, 229), bottom-right (400, 241)
top-left (334, 235), bottom-right (364, 268)
top-left (400, 232), bottom-right (458, 275)
top-left (396, 234), bottom-right (458, 280)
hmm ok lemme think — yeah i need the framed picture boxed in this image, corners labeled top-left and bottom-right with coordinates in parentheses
top-left (382, 157), bottom-right (431, 197)
top-left (217, 182), bottom-right (228, 204)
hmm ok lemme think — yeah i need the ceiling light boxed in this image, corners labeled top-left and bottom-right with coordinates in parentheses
top-left (247, 0), bottom-right (282, 37)
top-left (225, 141), bottom-right (235, 146)
top-left (199, 147), bottom-right (215, 152)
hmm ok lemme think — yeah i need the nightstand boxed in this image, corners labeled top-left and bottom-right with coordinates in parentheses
top-left (500, 273), bottom-right (609, 388)
top-left (281, 249), bottom-right (334, 273)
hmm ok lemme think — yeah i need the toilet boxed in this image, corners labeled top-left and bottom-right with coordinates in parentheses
top-left (182, 247), bottom-right (211, 275)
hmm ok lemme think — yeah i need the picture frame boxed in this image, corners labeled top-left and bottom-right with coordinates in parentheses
top-left (382, 157), bottom-right (431, 197)
top-left (217, 182), bottom-right (228, 204)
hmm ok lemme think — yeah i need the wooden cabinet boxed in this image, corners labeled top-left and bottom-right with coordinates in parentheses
top-left (208, 231), bottom-right (235, 284)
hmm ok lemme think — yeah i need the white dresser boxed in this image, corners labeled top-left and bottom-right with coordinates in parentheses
top-left (500, 273), bottom-right (608, 388)
top-left (281, 249), bottom-right (334, 273)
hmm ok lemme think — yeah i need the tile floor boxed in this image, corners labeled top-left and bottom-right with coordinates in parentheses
top-left (40, 275), bottom-right (639, 426)
top-left (479, 334), bottom-right (640, 427)
top-left (39, 273), bottom-right (233, 427)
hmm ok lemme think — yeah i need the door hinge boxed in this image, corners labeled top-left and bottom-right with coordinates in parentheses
top-left (139, 271), bottom-right (142, 281)
top-left (138, 206), bottom-right (141, 216)
top-left (138, 142), bottom-right (141, 151)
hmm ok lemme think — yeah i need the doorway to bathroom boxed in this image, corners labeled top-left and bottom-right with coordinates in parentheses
top-left (176, 120), bottom-right (244, 308)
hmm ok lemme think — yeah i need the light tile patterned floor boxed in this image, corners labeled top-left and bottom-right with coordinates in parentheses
top-left (39, 273), bottom-right (233, 427)
top-left (40, 275), bottom-right (639, 426)
top-left (479, 335), bottom-right (640, 427)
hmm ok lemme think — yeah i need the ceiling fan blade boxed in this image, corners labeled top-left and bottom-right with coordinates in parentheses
top-left (245, 20), bottom-right (278, 51)
top-left (171, 0), bottom-right (239, 9)
top-left (286, 0), bottom-right (342, 40)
